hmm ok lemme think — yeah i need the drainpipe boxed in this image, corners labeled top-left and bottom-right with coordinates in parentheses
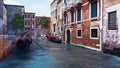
top-left (100, 0), bottom-right (103, 52)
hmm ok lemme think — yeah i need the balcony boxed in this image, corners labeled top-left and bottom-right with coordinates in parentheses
top-left (63, 0), bottom-right (82, 11)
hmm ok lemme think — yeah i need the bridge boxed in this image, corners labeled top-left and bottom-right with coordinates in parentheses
top-left (15, 28), bottom-right (51, 50)
top-left (21, 28), bottom-right (51, 37)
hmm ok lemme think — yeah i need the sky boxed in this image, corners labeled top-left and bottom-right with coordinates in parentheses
top-left (4, 0), bottom-right (53, 17)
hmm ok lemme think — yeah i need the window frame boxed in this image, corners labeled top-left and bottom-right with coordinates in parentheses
top-left (25, 22), bottom-right (27, 25)
top-left (90, 1), bottom-right (99, 20)
top-left (108, 11), bottom-right (117, 30)
top-left (28, 21), bottom-right (30, 25)
top-left (53, 24), bottom-right (56, 32)
top-left (76, 29), bottom-right (82, 38)
top-left (90, 27), bottom-right (99, 39)
top-left (28, 15), bottom-right (30, 18)
top-left (33, 14), bottom-right (35, 19)
top-left (64, 14), bottom-right (67, 25)
top-left (70, 11), bottom-right (75, 24)
top-left (76, 8), bottom-right (82, 23)
top-left (25, 14), bottom-right (27, 18)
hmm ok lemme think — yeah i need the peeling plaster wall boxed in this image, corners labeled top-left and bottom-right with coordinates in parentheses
top-left (103, 3), bottom-right (120, 49)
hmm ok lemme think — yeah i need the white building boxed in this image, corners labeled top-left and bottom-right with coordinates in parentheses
top-left (57, 0), bottom-right (63, 37)
top-left (103, 0), bottom-right (120, 50)
top-left (51, 0), bottom-right (58, 36)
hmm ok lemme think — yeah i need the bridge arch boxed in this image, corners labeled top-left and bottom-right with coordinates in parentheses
top-left (20, 28), bottom-right (51, 39)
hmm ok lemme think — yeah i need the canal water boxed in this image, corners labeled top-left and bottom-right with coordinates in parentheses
top-left (0, 39), bottom-right (120, 68)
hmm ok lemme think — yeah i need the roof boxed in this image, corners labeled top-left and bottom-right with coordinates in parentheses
top-left (50, 0), bottom-right (56, 5)
top-left (4, 4), bottom-right (24, 7)
top-left (25, 12), bottom-right (35, 14)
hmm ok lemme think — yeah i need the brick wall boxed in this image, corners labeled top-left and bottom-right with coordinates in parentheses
top-left (63, 0), bottom-right (101, 50)
top-left (0, 37), bottom-right (11, 61)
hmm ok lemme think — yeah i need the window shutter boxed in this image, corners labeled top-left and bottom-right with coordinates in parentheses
top-left (108, 11), bottom-right (117, 30)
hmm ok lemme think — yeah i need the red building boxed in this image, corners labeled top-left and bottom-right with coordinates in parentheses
top-left (63, 0), bottom-right (102, 51)
top-left (24, 12), bottom-right (36, 31)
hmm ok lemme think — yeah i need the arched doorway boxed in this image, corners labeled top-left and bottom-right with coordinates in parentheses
top-left (66, 29), bottom-right (71, 44)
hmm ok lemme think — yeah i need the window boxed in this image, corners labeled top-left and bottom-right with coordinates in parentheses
top-left (25, 15), bottom-right (27, 18)
top-left (58, 15), bottom-right (60, 20)
top-left (77, 8), bottom-right (81, 22)
top-left (28, 15), bottom-right (30, 18)
top-left (91, 29), bottom-right (98, 39)
top-left (38, 18), bottom-right (39, 21)
top-left (53, 24), bottom-right (56, 32)
top-left (71, 11), bottom-right (74, 23)
top-left (77, 29), bottom-right (82, 38)
top-left (25, 22), bottom-right (27, 25)
top-left (33, 22), bottom-right (34, 25)
top-left (108, 11), bottom-right (117, 30)
top-left (61, 26), bottom-right (63, 32)
top-left (91, 1), bottom-right (97, 18)
top-left (28, 22), bottom-right (30, 25)
top-left (64, 15), bottom-right (66, 24)
top-left (22, 15), bottom-right (24, 19)
top-left (64, 0), bottom-right (66, 4)
top-left (33, 15), bottom-right (35, 19)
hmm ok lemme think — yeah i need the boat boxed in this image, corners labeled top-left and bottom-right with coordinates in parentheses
top-left (15, 38), bottom-right (32, 50)
top-left (46, 35), bottom-right (62, 43)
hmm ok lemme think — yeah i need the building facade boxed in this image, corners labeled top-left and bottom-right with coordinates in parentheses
top-left (0, 0), bottom-right (11, 61)
top-left (0, 0), bottom-right (4, 34)
top-left (0, 0), bottom-right (7, 34)
top-left (5, 4), bottom-right (25, 35)
top-left (103, 0), bottom-right (120, 50)
top-left (35, 16), bottom-right (41, 28)
top-left (24, 12), bottom-right (36, 31)
top-left (3, 5), bottom-right (7, 34)
top-left (51, 0), bottom-right (58, 36)
top-left (57, 0), bottom-right (63, 38)
top-left (63, 0), bottom-right (102, 51)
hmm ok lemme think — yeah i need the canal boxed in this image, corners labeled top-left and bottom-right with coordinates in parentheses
top-left (0, 38), bottom-right (120, 68)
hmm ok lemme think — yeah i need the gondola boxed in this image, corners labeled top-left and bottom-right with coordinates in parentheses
top-left (46, 35), bottom-right (62, 43)
top-left (15, 38), bottom-right (32, 50)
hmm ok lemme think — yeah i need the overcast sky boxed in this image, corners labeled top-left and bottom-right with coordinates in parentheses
top-left (4, 0), bottom-right (53, 17)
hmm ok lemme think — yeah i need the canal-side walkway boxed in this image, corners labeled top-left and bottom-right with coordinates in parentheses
top-left (0, 39), bottom-right (120, 68)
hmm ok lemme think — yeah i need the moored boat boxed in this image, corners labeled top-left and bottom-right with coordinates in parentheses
top-left (46, 35), bottom-right (62, 43)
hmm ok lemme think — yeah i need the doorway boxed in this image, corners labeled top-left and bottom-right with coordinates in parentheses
top-left (66, 29), bottom-right (71, 44)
